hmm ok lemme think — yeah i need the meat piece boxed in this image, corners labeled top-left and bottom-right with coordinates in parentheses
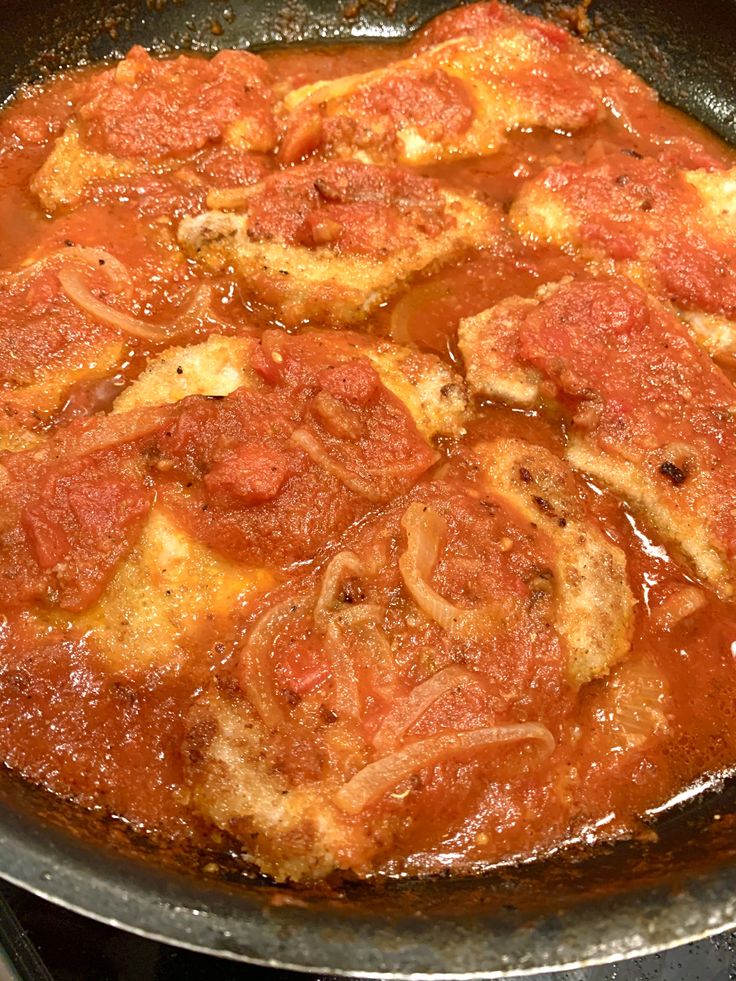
top-left (459, 294), bottom-right (543, 407)
top-left (459, 276), bottom-right (736, 595)
top-left (474, 439), bottom-right (634, 685)
top-left (410, 0), bottom-right (573, 50)
top-left (112, 335), bottom-right (258, 414)
top-left (139, 329), bottom-right (446, 566)
top-left (2, 323), bottom-right (463, 635)
top-left (78, 47), bottom-right (276, 158)
top-left (360, 340), bottom-right (467, 440)
top-left (32, 47), bottom-right (277, 212)
top-left (281, 2), bottom-right (638, 168)
top-left (78, 324), bottom-right (465, 672)
top-left (178, 161), bottom-right (498, 325)
top-left (510, 153), bottom-right (736, 355)
top-left (0, 260), bottom-right (127, 452)
top-left (73, 508), bottom-right (273, 673)
top-left (31, 125), bottom-right (136, 212)
top-left (185, 684), bottom-right (378, 882)
top-left (184, 476), bottom-right (572, 881)
top-left (113, 328), bottom-right (467, 440)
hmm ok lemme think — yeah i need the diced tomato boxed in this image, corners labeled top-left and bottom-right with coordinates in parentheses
top-left (204, 444), bottom-right (291, 507)
top-left (21, 502), bottom-right (70, 569)
top-left (273, 641), bottom-right (331, 696)
top-left (10, 459), bottom-right (153, 611)
top-left (318, 360), bottom-right (380, 406)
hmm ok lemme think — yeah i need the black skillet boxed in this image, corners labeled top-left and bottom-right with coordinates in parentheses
top-left (1, 1), bottom-right (736, 976)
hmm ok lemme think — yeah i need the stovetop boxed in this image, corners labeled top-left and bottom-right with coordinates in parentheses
top-left (2, 879), bottom-right (736, 981)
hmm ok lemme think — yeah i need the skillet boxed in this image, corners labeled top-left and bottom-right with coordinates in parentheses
top-left (1, 0), bottom-right (736, 976)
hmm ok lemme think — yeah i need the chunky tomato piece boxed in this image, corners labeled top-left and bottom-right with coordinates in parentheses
top-left (204, 444), bottom-right (292, 507)
top-left (78, 46), bottom-right (277, 158)
top-left (2, 454), bottom-right (153, 611)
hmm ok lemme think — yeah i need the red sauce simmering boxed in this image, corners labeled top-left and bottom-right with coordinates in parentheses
top-left (1, 9), bottom-right (736, 882)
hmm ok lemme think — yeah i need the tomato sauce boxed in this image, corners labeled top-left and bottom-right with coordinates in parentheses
top-left (1, 10), bottom-right (736, 882)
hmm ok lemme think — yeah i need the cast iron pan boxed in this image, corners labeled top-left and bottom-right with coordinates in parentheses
top-left (1, 1), bottom-right (736, 976)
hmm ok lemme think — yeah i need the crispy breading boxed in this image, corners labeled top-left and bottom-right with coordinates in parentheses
top-left (510, 157), bottom-right (736, 355)
top-left (361, 340), bottom-right (467, 440)
top-left (185, 686), bottom-right (375, 882)
top-left (458, 276), bottom-right (736, 595)
top-left (178, 161), bottom-right (498, 326)
top-left (31, 125), bottom-right (140, 213)
top-left (459, 296), bottom-right (543, 407)
top-left (71, 508), bottom-right (273, 672)
top-left (475, 438), bottom-right (634, 686)
top-left (114, 330), bottom-right (467, 440)
top-left (281, 19), bottom-right (614, 167)
top-left (112, 335), bottom-right (258, 414)
top-left (0, 342), bottom-right (123, 454)
top-left (73, 327), bottom-right (466, 672)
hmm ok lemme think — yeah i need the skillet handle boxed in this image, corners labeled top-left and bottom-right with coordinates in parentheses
top-left (0, 887), bottom-right (53, 981)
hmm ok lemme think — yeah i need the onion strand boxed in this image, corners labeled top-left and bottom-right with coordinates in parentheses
top-left (59, 268), bottom-right (211, 342)
top-left (334, 723), bottom-right (555, 815)
top-left (206, 186), bottom-right (257, 210)
top-left (290, 428), bottom-right (382, 501)
top-left (238, 596), bottom-right (306, 728)
top-left (0, 246), bottom-right (132, 294)
top-left (398, 501), bottom-right (508, 637)
top-left (373, 665), bottom-right (486, 754)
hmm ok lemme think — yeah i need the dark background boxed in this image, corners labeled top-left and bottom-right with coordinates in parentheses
top-left (3, 880), bottom-right (736, 981)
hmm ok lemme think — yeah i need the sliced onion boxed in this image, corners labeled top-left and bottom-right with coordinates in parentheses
top-left (59, 268), bottom-right (168, 341)
top-left (315, 551), bottom-right (371, 720)
top-left (59, 269), bottom-right (211, 342)
top-left (60, 246), bottom-right (133, 295)
top-left (238, 596), bottom-right (305, 728)
top-left (290, 428), bottom-right (382, 501)
top-left (332, 602), bottom-right (385, 627)
top-left (0, 246), bottom-right (133, 295)
top-left (398, 501), bottom-right (507, 638)
top-left (651, 585), bottom-right (706, 631)
top-left (177, 284), bottom-right (212, 330)
top-left (373, 665), bottom-right (486, 754)
top-left (611, 658), bottom-right (670, 750)
top-left (312, 550), bottom-right (397, 716)
top-left (314, 550), bottom-right (366, 632)
top-left (21, 404), bottom-right (174, 470)
top-left (334, 723), bottom-right (555, 815)
top-left (324, 619), bottom-right (361, 721)
top-left (355, 618), bottom-right (399, 702)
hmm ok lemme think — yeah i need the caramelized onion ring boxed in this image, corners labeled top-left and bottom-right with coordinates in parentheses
top-left (314, 550), bottom-right (366, 632)
top-left (314, 551), bottom-right (372, 719)
top-left (17, 404), bottom-right (174, 471)
top-left (324, 619), bottom-right (361, 720)
top-left (58, 268), bottom-right (165, 341)
top-left (398, 501), bottom-right (507, 637)
top-left (334, 723), bottom-right (555, 815)
top-left (373, 665), bottom-right (486, 754)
